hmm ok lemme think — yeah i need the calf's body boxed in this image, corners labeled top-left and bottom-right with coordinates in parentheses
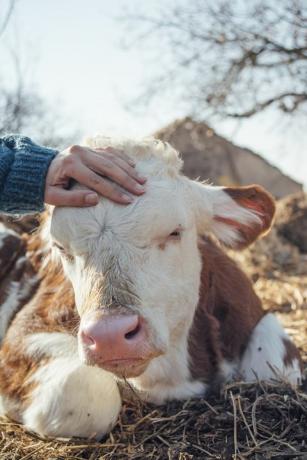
top-left (0, 137), bottom-right (302, 439)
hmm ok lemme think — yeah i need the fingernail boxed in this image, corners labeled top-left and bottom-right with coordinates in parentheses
top-left (137, 175), bottom-right (147, 183)
top-left (129, 160), bottom-right (136, 166)
top-left (85, 193), bottom-right (99, 205)
top-left (122, 194), bottom-right (134, 203)
top-left (135, 184), bottom-right (146, 193)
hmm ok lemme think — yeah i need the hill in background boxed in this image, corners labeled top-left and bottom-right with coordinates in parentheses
top-left (155, 118), bottom-right (303, 199)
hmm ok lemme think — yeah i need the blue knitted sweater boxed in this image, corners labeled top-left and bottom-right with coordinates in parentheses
top-left (0, 135), bottom-right (58, 214)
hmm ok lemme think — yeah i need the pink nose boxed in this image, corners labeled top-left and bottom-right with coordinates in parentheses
top-left (80, 313), bottom-right (147, 364)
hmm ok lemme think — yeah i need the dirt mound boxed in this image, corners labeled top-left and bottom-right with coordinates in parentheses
top-left (276, 193), bottom-right (307, 253)
top-left (155, 118), bottom-right (303, 199)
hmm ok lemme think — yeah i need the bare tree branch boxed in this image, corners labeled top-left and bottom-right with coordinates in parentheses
top-left (0, 48), bottom-right (78, 146)
top-left (228, 93), bottom-right (307, 118)
top-left (123, 0), bottom-right (307, 120)
top-left (0, 0), bottom-right (16, 38)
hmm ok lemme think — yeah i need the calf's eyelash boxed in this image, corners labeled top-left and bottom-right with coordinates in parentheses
top-left (52, 242), bottom-right (74, 262)
top-left (169, 230), bottom-right (181, 238)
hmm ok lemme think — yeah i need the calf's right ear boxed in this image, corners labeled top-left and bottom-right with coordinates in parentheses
top-left (191, 182), bottom-right (276, 250)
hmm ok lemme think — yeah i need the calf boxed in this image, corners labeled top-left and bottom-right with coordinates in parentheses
top-left (0, 137), bottom-right (302, 439)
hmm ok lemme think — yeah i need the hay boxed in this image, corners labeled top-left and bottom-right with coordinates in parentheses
top-left (1, 379), bottom-right (307, 459)
top-left (0, 195), bottom-right (307, 459)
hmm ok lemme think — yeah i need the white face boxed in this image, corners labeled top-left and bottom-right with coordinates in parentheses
top-left (48, 137), bottom-right (271, 379)
top-left (50, 175), bottom-right (202, 376)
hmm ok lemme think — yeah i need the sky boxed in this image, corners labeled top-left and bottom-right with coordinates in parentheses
top-left (1, 0), bottom-right (306, 187)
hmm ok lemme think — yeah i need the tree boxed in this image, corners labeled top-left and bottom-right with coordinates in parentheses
top-left (0, 1), bottom-right (77, 147)
top-left (124, 0), bottom-right (307, 120)
top-left (0, 59), bottom-right (44, 135)
top-left (0, 52), bottom-right (77, 148)
top-left (0, 55), bottom-right (77, 148)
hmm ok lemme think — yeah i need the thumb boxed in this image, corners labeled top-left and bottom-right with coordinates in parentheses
top-left (45, 187), bottom-right (99, 207)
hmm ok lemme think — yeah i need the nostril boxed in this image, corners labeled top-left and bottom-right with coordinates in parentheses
top-left (125, 321), bottom-right (141, 340)
top-left (81, 330), bottom-right (96, 347)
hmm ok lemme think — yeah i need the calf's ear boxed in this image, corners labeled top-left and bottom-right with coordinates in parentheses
top-left (191, 182), bottom-right (276, 249)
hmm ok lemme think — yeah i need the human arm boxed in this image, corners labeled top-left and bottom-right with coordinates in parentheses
top-left (0, 135), bottom-right (57, 214)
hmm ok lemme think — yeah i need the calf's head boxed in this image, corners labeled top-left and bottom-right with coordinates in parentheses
top-left (49, 137), bottom-right (275, 378)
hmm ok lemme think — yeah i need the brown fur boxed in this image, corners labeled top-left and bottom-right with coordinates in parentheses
top-left (0, 232), bottom-right (25, 280)
top-left (283, 338), bottom-right (303, 373)
top-left (0, 251), bottom-right (37, 312)
top-left (0, 230), bottom-right (41, 409)
top-left (0, 231), bottom-right (77, 408)
top-left (188, 237), bottom-right (264, 382)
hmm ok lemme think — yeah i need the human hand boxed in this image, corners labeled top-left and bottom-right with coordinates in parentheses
top-left (45, 145), bottom-right (146, 207)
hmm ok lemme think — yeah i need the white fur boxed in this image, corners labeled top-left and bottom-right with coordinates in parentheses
top-left (139, 380), bottom-right (206, 405)
top-left (26, 332), bottom-right (78, 358)
top-left (239, 313), bottom-right (302, 384)
top-left (85, 136), bottom-right (183, 178)
top-left (21, 332), bottom-right (121, 439)
top-left (130, 331), bottom-right (206, 403)
top-left (219, 360), bottom-right (238, 382)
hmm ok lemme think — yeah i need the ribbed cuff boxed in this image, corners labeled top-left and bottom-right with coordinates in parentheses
top-left (0, 135), bottom-right (58, 214)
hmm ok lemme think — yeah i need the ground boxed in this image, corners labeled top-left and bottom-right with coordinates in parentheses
top-left (0, 194), bottom-right (306, 460)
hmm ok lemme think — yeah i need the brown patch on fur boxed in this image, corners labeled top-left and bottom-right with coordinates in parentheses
top-left (0, 232), bottom-right (25, 279)
top-left (0, 341), bottom-right (49, 417)
top-left (283, 338), bottom-right (303, 372)
top-left (0, 257), bottom-right (38, 326)
top-left (221, 185), bottom-right (276, 249)
top-left (0, 230), bottom-right (77, 408)
top-left (188, 237), bottom-right (264, 383)
top-left (0, 230), bottom-right (39, 332)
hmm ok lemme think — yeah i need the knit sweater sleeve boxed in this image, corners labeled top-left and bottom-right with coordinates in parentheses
top-left (0, 135), bottom-right (58, 214)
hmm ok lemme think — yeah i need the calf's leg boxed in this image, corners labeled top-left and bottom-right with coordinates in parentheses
top-left (1, 332), bottom-right (121, 439)
top-left (239, 313), bottom-right (302, 385)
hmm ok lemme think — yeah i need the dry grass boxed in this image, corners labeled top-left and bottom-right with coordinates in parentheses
top-left (0, 197), bottom-right (307, 460)
top-left (1, 378), bottom-right (307, 460)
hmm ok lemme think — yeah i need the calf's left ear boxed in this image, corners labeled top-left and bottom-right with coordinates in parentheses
top-left (191, 182), bottom-right (276, 249)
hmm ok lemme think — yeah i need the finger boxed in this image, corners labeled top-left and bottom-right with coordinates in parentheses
top-left (66, 163), bottom-right (135, 204)
top-left (45, 187), bottom-right (99, 207)
top-left (78, 147), bottom-right (146, 184)
top-left (67, 145), bottom-right (136, 168)
top-left (95, 147), bottom-right (136, 166)
top-left (107, 155), bottom-right (147, 184)
top-left (85, 154), bottom-right (146, 195)
top-left (92, 151), bottom-right (146, 184)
